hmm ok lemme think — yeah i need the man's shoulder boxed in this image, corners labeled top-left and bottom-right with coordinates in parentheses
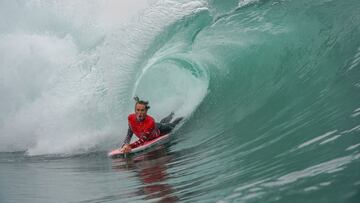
top-left (146, 115), bottom-right (155, 121)
top-left (128, 113), bottom-right (136, 120)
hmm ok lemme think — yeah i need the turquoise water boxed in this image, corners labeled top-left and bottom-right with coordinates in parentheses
top-left (1, 0), bottom-right (360, 202)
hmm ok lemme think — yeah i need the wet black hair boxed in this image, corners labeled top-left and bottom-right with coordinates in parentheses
top-left (133, 96), bottom-right (150, 110)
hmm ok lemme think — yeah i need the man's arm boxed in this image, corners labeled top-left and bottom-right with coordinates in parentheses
top-left (129, 133), bottom-right (148, 148)
top-left (121, 127), bottom-right (133, 147)
top-left (120, 127), bottom-right (133, 153)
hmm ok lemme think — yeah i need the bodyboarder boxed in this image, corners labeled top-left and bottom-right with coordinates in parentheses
top-left (119, 96), bottom-right (182, 153)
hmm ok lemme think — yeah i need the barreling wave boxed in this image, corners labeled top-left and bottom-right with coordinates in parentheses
top-left (0, 0), bottom-right (209, 155)
top-left (0, 0), bottom-right (360, 202)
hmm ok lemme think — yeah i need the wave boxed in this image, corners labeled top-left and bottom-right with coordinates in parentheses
top-left (1, 0), bottom-right (360, 202)
top-left (0, 0), bottom-right (208, 155)
top-left (0, 0), bottom-right (359, 180)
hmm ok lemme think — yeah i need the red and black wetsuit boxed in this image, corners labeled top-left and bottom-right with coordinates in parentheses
top-left (122, 113), bottom-right (161, 148)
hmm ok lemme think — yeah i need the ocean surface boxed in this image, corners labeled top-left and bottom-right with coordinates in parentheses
top-left (1, 0), bottom-right (360, 202)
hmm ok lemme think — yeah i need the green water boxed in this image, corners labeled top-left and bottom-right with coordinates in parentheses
top-left (1, 0), bottom-right (360, 202)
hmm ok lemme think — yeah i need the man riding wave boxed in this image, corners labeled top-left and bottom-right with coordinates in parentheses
top-left (120, 96), bottom-right (182, 153)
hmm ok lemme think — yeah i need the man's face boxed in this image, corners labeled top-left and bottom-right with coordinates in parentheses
top-left (135, 103), bottom-right (147, 121)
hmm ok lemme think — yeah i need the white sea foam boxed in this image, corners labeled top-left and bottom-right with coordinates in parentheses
top-left (0, 0), bottom-right (208, 155)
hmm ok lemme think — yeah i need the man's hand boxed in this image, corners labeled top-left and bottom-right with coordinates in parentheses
top-left (120, 144), bottom-right (132, 153)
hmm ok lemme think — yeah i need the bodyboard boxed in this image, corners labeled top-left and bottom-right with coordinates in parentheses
top-left (108, 134), bottom-right (170, 159)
